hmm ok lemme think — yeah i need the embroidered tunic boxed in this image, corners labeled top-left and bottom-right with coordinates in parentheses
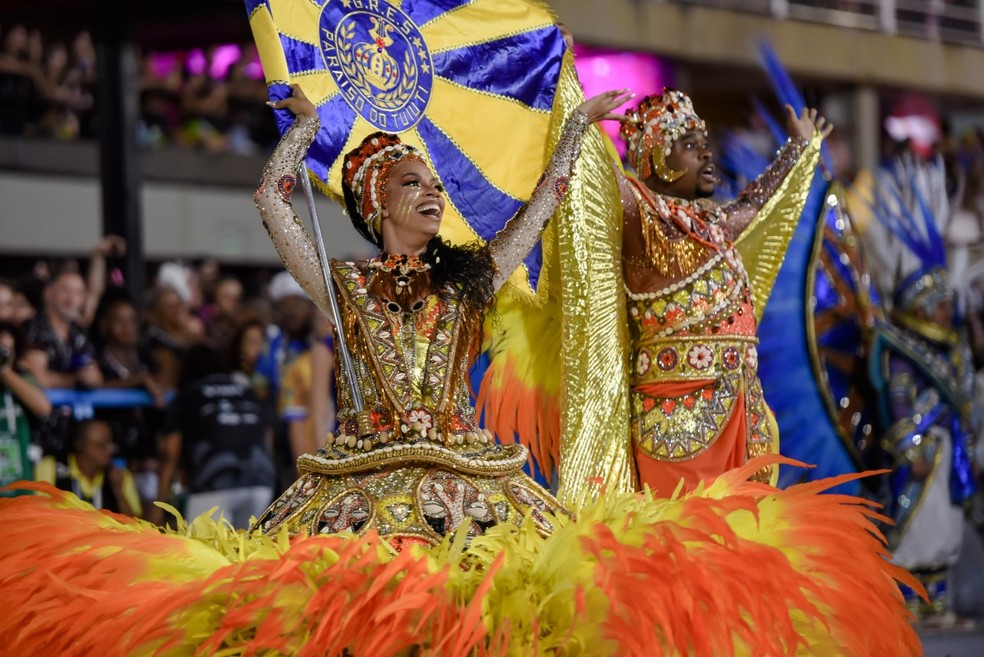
top-left (251, 112), bottom-right (587, 547)
top-left (868, 322), bottom-right (976, 568)
top-left (620, 137), bottom-right (814, 494)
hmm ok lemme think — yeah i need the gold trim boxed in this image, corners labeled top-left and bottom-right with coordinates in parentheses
top-left (298, 441), bottom-right (529, 477)
top-left (311, 487), bottom-right (376, 536)
top-left (633, 335), bottom-right (757, 384)
top-left (803, 187), bottom-right (866, 467)
top-left (553, 56), bottom-right (635, 504)
top-left (253, 474), bottom-right (327, 534)
top-left (631, 373), bottom-right (742, 462)
top-left (628, 180), bottom-right (710, 279)
top-left (892, 311), bottom-right (958, 346)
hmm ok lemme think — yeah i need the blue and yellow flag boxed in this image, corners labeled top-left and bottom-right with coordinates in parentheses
top-left (245, 0), bottom-right (566, 297)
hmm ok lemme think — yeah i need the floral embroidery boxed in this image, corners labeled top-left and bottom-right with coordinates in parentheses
top-left (276, 173), bottom-right (296, 202)
top-left (657, 347), bottom-right (678, 371)
top-left (636, 350), bottom-right (651, 376)
top-left (552, 176), bottom-right (570, 201)
top-left (687, 344), bottom-right (714, 370)
top-left (745, 345), bottom-right (758, 370)
top-left (407, 408), bottom-right (434, 430)
top-left (722, 345), bottom-right (741, 370)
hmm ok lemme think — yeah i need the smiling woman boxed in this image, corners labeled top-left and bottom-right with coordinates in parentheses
top-left (250, 84), bottom-right (632, 544)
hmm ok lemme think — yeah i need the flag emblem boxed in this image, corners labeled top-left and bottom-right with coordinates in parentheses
top-left (321, 2), bottom-right (433, 131)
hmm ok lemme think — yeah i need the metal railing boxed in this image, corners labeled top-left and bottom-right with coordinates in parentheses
top-left (46, 388), bottom-right (170, 420)
top-left (671, 0), bottom-right (984, 45)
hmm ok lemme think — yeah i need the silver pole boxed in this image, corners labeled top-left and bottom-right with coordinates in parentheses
top-left (298, 164), bottom-right (367, 418)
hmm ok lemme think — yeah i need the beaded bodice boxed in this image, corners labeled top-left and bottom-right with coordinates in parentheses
top-left (627, 247), bottom-right (758, 386)
top-left (297, 260), bottom-right (527, 477)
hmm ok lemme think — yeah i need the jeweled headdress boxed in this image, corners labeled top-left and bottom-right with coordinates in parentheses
top-left (620, 88), bottom-right (706, 182)
top-left (342, 132), bottom-right (426, 243)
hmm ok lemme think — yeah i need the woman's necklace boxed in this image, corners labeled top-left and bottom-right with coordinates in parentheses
top-left (369, 253), bottom-right (433, 312)
top-left (369, 254), bottom-right (431, 290)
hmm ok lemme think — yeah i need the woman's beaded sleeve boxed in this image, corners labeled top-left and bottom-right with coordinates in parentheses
top-left (720, 136), bottom-right (810, 239)
top-left (488, 110), bottom-right (589, 291)
top-left (253, 115), bottom-right (331, 316)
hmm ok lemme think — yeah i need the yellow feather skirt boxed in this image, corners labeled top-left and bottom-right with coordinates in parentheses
top-left (0, 457), bottom-right (920, 656)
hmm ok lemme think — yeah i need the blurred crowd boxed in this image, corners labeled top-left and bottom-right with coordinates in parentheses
top-left (0, 24), bottom-right (279, 153)
top-left (0, 237), bottom-right (336, 528)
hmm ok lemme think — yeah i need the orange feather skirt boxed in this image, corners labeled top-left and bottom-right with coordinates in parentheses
top-left (0, 457), bottom-right (921, 656)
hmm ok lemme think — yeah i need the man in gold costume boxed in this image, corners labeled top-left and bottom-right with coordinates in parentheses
top-left (616, 90), bottom-right (830, 495)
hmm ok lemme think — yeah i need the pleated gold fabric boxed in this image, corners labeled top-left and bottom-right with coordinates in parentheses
top-left (551, 55), bottom-right (636, 505)
top-left (735, 133), bottom-right (824, 322)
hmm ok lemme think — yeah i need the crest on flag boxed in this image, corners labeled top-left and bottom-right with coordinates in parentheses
top-left (321, 3), bottom-right (433, 131)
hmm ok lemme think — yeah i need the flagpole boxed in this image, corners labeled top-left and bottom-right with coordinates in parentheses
top-left (298, 164), bottom-right (372, 435)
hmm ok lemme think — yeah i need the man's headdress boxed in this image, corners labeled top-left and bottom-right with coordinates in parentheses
top-left (342, 132), bottom-right (426, 244)
top-left (620, 88), bottom-right (706, 182)
top-left (870, 157), bottom-right (952, 317)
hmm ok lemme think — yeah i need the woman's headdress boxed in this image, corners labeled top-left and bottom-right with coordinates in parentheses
top-left (342, 132), bottom-right (426, 243)
top-left (620, 88), bottom-right (706, 182)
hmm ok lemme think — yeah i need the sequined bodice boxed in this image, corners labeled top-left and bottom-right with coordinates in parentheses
top-left (331, 260), bottom-right (480, 435)
top-left (290, 260), bottom-right (531, 480)
top-left (626, 249), bottom-right (758, 384)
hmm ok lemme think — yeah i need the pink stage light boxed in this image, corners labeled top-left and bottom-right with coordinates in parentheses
top-left (149, 52), bottom-right (179, 79)
top-left (210, 45), bottom-right (242, 79)
top-left (243, 46), bottom-right (264, 80)
top-left (573, 45), bottom-right (674, 158)
top-left (186, 48), bottom-right (207, 76)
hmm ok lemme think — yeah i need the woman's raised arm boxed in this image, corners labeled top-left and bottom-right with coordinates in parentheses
top-left (253, 86), bottom-right (333, 318)
top-left (488, 89), bottom-right (634, 290)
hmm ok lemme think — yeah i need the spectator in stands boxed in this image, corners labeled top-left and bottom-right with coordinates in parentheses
top-left (224, 52), bottom-right (266, 155)
top-left (21, 268), bottom-right (102, 390)
top-left (179, 61), bottom-right (229, 152)
top-left (9, 282), bottom-right (37, 327)
top-left (196, 258), bottom-right (221, 308)
top-left (203, 275), bottom-right (243, 351)
top-left (69, 31), bottom-right (96, 138)
top-left (21, 268), bottom-right (101, 456)
top-left (143, 285), bottom-right (190, 392)
top-left (143, 263), bottom-right (203, 391)
top-left (257, 272), bottom-right (313, 487)
top-left (281, 310), bottom-right (335, 461)
top-left (0, 280), bottom-right (14, 323)
top-left (36, 418), bottom-right (142, 515)
top-left (138, 51), bottom-right (181, 148)
top-left (257, 272), bottom-right (313, 400)
top-left (92, 291), bottom-right (164, 509)
top-left (95, 293), bottom-right (163, 404)
top-left (79, 235), bottom-right (127, 330)
top-left (0, 321), bottom-right (50, 496)
top-left (0, 24), bottom-right (44, 136)
top-left (153, 344), bottom-right (274, 528)
top-left (228, 318), bottom-right (269, 400)
top-left (36, 418), bottom-right (141, 516)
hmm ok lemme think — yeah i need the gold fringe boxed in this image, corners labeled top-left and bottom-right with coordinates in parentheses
top-left (630, 182), bottom-right (711, 279)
